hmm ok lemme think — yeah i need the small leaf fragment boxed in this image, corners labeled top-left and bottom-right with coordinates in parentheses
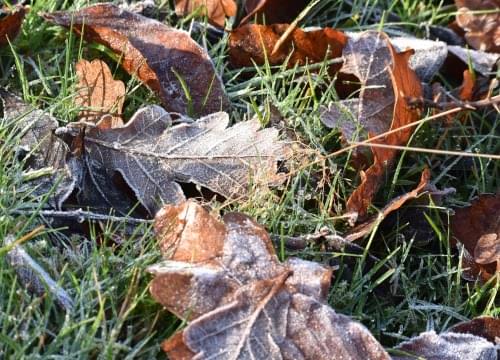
top-left (75, 59), bottom-right (125, 125)
top-left (0, 4), bottom-right (25, 47)
top-left (43, 4), bottom-right (229, 116)
top-left (175, 0), bottom-right (237, 28)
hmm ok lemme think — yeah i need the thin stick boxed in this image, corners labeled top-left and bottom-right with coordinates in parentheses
top-left (350, 142), bottom-right (500, 160)
top-left (11, 209), bottom-right (153, 225)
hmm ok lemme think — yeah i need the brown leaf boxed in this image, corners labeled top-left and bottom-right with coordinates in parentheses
top-left (228, 23), bottom-right (347, 73)
top-left (394, 331), bottom-right (497, 360)
top-left (321, 31), bottom-right (423, 221)
top-left (66, 107), bottom-right (288, 216)
top-left (149, 200), bottom-right (390, 359)
top-left (449, 317), bottom-right (500, 345)
top-left (241, 0), bottom-right (309, 25)
top-left (455, 0), bottom-right (500, 52)
top-left (43, 4), bottom-right (229, 117)
top-left (451, 193), bottom-right (500, 281)
top-left (0, 4), bottom-right (25, 47)
top-left (345, 168), bottom-right (430, 241)
top-left (175, 0), bottom-right (237, 28)
top-left (75, 59), bottom-right (125, 126)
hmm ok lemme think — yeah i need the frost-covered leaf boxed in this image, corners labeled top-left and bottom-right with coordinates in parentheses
top-left (0, 89), bottom-right (76, 209)
top-left (394, 331), bottom-right (497, 360)
top-left (148, 201), bottom-right (390, 359)
top-left (448, 45), bottom-right (499, 77)
top-left (449, 316), bottom-right (500, 345)
top-left (72, 106), bottom-right (287, 216)
top-left (43, 4), bottom-right (229, 116)
top-left (321, 31), bottom-right (423, 220)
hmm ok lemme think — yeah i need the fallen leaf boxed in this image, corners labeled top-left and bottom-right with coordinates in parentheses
top-left (447, 45), bottom-right (499, 76)
top-left (149, 200), bottom-right (390, 359)
top-left (174, 0), bottom-right (237, 28)
top-left (75, 59), bottom-right (125, 126)
top-left (345, 168), bottom-right (430, 241)
top-left (43, 4), bottom-right (229, 117)
top-left (321, 31), bottom-right (423, 220)
top-left (67, 106), bottom-right (287, 216)
top-left (455, 0), bottom-right (500, 52)
top-left (0, 4), bottom-right (25, 47)
top-left (449, 316), bottom-right (500, 345)
top-left (229, 23), bottom-right (347, 72)
top-left (0, 89), bottom-right (76, 209)
top-left (393, 331), bottom-right (497, 360)
top-left (241, 0), bottom-right (309, 25)
top-left (451, 193), bottom-right (500, 281)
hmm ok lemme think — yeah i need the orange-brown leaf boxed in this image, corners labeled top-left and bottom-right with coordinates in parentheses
top-left (449, 317), bottom-right (500, 344)
top-left (175, 0), bottom-right (237, 28)
top-left (451, 193), bottom-right (500, 282)
top-left (0, 4), bottom-right (25, 47)
top-left (229, 23), bottom-right (347, 72)
top-left (241, 0), bottom-right (309, 25)
top-left (75, 59), bottom-right (125, 126)
top-left (44, 4), bottom-right (229, 117)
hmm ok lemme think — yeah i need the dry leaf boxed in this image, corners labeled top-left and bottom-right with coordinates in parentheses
top-left (394, 331), bottom-right (497, 360)
top-left (229, 24), bottom-right (347, 72)
top-left (75, 59), bottom-right (125, 126)
top-left (447, 45), bottom-right (499, 76)
top-left (68, 106), bottom-right (287, 216)
top-left (455, 0), bottom-right (500, 52)
top-left (0, 89), bottom-right (76, 209)
top-left (241, 0), bottom-right (309, 25)
top-left (175, 0), bottom-right (237, 28)
top-left (0, 4), bottom-right (25, 47)
top-left (345, 168), bottom-right (430, 241)
top-left (148, 200), bottom-right (390, 359)
top-left (321, 31), bottom-right (423, 221)
top-left (449, 316), bottom-right (500, 345)
top-left (43, 4), bottom-right (229, 117)
top-left (451, 193), bottom-right (500, 281)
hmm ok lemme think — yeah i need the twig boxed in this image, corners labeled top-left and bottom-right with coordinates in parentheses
top-left (4, 234), bottom-right (74, 311)
top-left (11, 209), bottom-right (153, 225)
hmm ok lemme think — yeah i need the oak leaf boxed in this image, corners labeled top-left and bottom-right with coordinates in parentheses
top-left (229, 23), bottom-right (347, 72)
top-left (43, 4), bottom-right (229, 117)
top-left (75, 59), bottom-right (125, 126)
top-left (67, 106), bottom-right (287, 216)
top-left (321, 31), bottom-right (423, 221)
top-left (455, 0), bottom-right (500, 52)
top-left (0, 4), bottom-right (25, 47)
top-left (175, 0), bottom-right (237, 28)
top-left (451, 193), bottom-right (500, 282)
top-left (148, 200), bottom-right (390, 359)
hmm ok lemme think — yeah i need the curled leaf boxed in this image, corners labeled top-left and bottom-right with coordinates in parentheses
top-left (149, 201), bottom-right (390, 359)
top-left (175, 0), bottom-right (237, 28)
top-left (229, 23), bottom-right (347, 72)
top-left (321, 31), bottom-right (423, 220)
top-left (75, 59), bottom-right (125, 126)
top-left (43, 4), bottom-right (229, 116)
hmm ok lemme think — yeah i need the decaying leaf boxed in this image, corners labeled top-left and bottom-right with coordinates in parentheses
top-left (43, 4), bottom-right (229, 117)
top-left (175, 0), bottom-right (237, 28)
top-left (455, 0), bottom-right (500, 52)
top-left (393, 331), bottom-right (497, 360)
top-left (149, 200), bottom-right (390, 359)
top-left (241, 0), bottom-right (309, 25)
top-left (0, 89), bottom-right (76, 209)
top-left (75, 59), bottom-right (125, 126)
top-left (345, 168), bottom-right (430, 241)
top-left (449, 316), bottom-right (500, 345)
top-left (451, 193), bottom-right (500, 281)
top-left (447, 45), bottom-right (500, 76)
top-left (321, 31), bottom-right (423, 221)
top-left (229, 24), bottom-right (347, 72)
top-left (0, 4), bottom-right (25, 47)
top-left (68, 106), bottom-right (287, 216)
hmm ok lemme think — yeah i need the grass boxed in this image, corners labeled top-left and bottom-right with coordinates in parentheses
top-left (0, 0), bottom-right (499, 358)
